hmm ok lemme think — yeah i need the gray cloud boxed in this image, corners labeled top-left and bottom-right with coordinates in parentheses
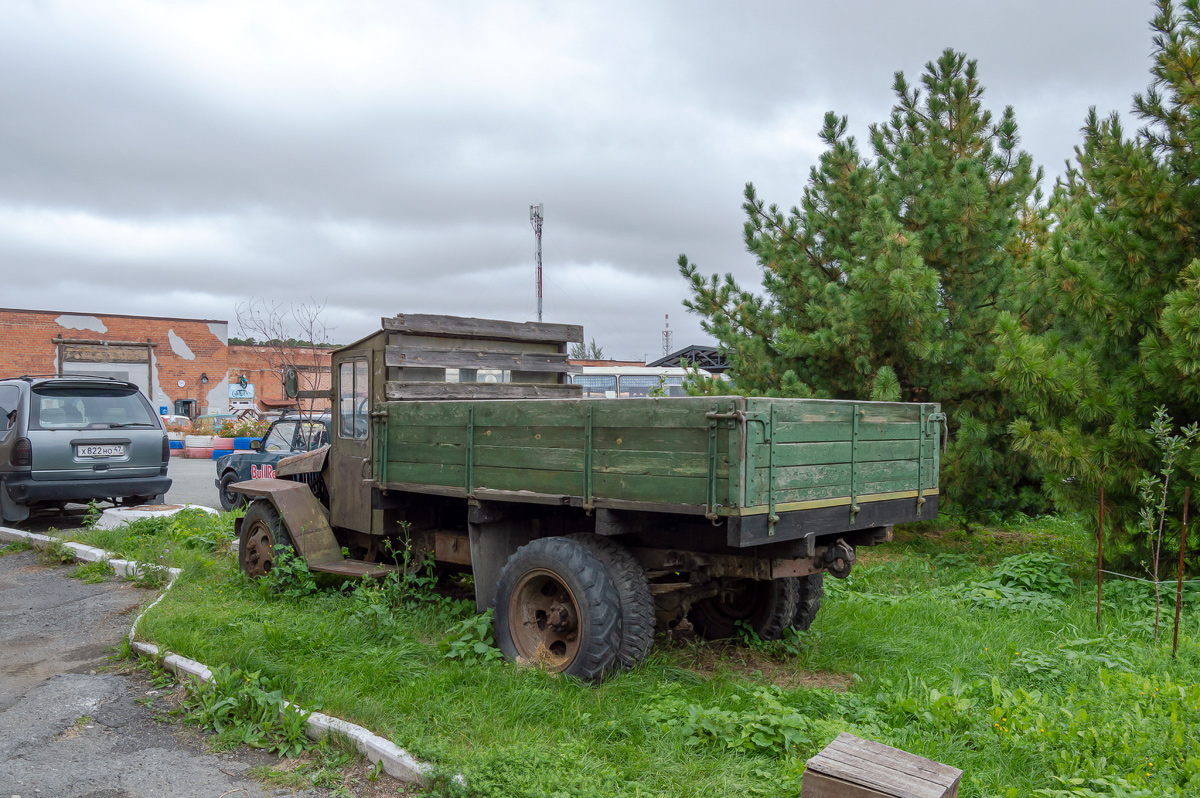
top-left (0, 0), bottom-right (1162, 359)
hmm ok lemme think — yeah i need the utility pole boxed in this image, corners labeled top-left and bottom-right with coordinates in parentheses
top-left (662, 314), bottom-right (672, 356)
top-left (530, 204), bottom-right (544, 322)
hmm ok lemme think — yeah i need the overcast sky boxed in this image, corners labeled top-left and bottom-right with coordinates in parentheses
top-left (0, 0), bottom-right (1160, 360)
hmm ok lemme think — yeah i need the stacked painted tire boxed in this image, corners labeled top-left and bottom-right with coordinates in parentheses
top-left (212, 437), bottom-right (236, 460)
top-left (184, 434), bottom-right (216, 460)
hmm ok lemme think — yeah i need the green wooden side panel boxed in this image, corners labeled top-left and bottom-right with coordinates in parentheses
top-left (594, 449), bottom-right (721, 479)
top-left (380, 397), bottom-right (938, 511)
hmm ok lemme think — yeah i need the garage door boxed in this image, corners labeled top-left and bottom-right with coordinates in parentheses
top-left (54, 338), bottom-right (155, 400)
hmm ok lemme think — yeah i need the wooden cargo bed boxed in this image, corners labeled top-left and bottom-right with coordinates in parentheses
top-left (374, 396), bottom-right (943, 544)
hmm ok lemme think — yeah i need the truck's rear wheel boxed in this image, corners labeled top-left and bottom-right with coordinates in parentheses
top-left (493, 536), bottom-right (622, 682)
top-left (238, 500), bottom-right (293, 578)
top-left (688, 577), bottom-right (799, 641)
top-left (790, 573), bottom-right (824, 631)
top-left (568, 533), bottom-right (655, 669)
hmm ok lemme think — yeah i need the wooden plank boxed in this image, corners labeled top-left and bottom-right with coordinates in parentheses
top-left (385, 382), bottom-right (582, 400)
top-left (770, 439), bottom-right (920, 467)
top-left (381, 313), bottom-right (583, 343)
top-left (396, 334), bottom-right (562, 355)
top-left (385, 441), bottom-right (464, 466)
top-left (473, 465), bottom-right (583, 496)
top-left (593, 424), bottom-right (722, 453)
top-left (473, 445), bottom-right (584, 472)
top-left (750, 483), bottom-right (850, 506)
top-left (385, 397), bottom-right (726, 430)
top-left (594, 448), bottom-right (724, 479)
top-left (801, 771), bottom-right (894, 798)
top-left (385, 345), bottom-right (581, 374)
top-left (592, 473), bottom-right (718, 505)
top-left (770, 421), bottom-right (922, 444)
top-left (388, 425), bottom-right (470, 446)
top-left (386, 403), bottom-right (472, 426)
top-left (756, 398), bottom-right (921, 424)
top-left (748, 459), bottom-right (935, 505)
top-left (804, 733), bottom-right (962, 798)
top-left (592, 399), bottom-right (733, 430)
top-left (819, 733), bottom-right (962, 787)
top-left (388, 421), bottom-right (713, 455)
top-left (384, 460), bottom-right (464, 487)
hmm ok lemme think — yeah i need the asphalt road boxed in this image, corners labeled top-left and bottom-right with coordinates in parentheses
top-left (0, 549), bottom-right (319, 798)
top-left (163, 456), bottom-right (221, 510)
top-left (0, 463), bottom-right (407, 797)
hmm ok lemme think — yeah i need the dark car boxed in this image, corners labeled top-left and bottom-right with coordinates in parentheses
top-left (0, 375), bottom-right (171, 522)
top-left (214, 413), bottom-right (330, 511)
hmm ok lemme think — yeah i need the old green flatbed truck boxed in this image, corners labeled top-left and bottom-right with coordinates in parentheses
top-left (232, 314), bottom-right (943, 680)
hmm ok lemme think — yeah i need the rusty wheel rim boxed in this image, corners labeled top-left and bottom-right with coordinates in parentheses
top-left (242, 519), bottom-right (276, 577)
top-left (507, 568), bottom-right (582, 671)
top-left (713, 579), bottom-right (760, 621)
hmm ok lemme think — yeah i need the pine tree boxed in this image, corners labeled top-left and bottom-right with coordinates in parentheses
top-left (681, 49), bottom-right (1046, 515)
top-left (995, 0), bottom-right (1200, 554)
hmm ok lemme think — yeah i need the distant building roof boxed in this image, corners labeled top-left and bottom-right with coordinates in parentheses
top-left (647, 345), bottom-right (729, 373)
top-left (568, 359), bottom-right (645, 367)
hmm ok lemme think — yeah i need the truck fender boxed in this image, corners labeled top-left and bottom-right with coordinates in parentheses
top-left (230, 477), bottom-right (342, 566)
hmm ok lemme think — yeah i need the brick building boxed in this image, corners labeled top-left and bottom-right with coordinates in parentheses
top-left (0, 307), bottom-right (230, 416)
top-left (226, 344), bottom-right (332, 413)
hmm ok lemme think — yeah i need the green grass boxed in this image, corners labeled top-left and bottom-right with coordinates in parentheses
top-left (68, 559), bottom-right (113, 584)
top-left (77, 510), bottom-right (1200, 798)
top-left (0, 539), bottom-right (33, 556)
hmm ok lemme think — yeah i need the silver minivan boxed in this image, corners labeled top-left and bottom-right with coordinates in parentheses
top-left (0, 375), bottom-right (172, 523)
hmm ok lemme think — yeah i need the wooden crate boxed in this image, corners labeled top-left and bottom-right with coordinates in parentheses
top-left (801, 733), bottom-right (962, 798)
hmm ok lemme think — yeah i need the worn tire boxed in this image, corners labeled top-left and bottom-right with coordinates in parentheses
top-left (238, 499), bottom-right (293, 578)
top-left (493, 536), bottom-right (622, 682)
top-left (568, 533), bottom-right (655, 670)
top-left (688, 577), bottom-right (800, 642)
top-left (218, 471), bottom-right (246, 512)
top-left (790, 573), bottom-right (824, 632)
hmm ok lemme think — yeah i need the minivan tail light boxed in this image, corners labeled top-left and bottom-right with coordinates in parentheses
top-left (11, 437), bottom-right (31, 467)
top-left (161, 436), bottom-right (170, 464)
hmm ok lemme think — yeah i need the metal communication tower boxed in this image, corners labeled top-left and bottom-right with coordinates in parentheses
top-left (662, 314), bottom-right (672, 356)
top-left (530, 204), bottom-right (544, 322)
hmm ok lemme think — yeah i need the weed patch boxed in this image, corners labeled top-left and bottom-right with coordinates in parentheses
top-left (37, 537), bottom-right (76, 566)
top-left (69, 559), bottom-right (112, 584)
top-left (182, 664), bottom-right (314, 757)
top-left (440, 609), bottom-right (503, 664)
top-left (0, 539), bottom-right (33, 556)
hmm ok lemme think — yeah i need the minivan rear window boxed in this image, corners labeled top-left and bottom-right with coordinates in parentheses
top-left (31, 385), bottom-right (158, 430)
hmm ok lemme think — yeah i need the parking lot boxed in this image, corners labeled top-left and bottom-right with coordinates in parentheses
top-left (162, 456), bottom-right (220, 510)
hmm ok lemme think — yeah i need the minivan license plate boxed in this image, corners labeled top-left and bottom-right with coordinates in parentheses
top-left (77, 445), bottom-right (125, 458)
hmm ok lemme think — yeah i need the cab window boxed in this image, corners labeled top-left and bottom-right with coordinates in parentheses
top-left (339, 359), bottom-right (369, 440)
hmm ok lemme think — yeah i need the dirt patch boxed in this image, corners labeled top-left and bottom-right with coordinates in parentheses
top-left (258, 754), bottom-right (422, 797)
top-left (659, 630), bottom-right (852, 692)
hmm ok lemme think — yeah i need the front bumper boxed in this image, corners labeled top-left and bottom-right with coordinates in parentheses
top-left (3, 473), bottom-right (173, 503)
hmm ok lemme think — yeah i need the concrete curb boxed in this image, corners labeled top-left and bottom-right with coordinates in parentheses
top-left (95, 503), bottom-right (219, 530)
top-left (0, 524), bottom-right (435, 786)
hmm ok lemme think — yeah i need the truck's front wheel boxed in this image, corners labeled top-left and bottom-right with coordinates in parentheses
top-left (238, 499), bottom-right (294, 578)
top-left (493, 536), bottom-right (622, 681)
top-left (688, 577), bottom-right (800, 641)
